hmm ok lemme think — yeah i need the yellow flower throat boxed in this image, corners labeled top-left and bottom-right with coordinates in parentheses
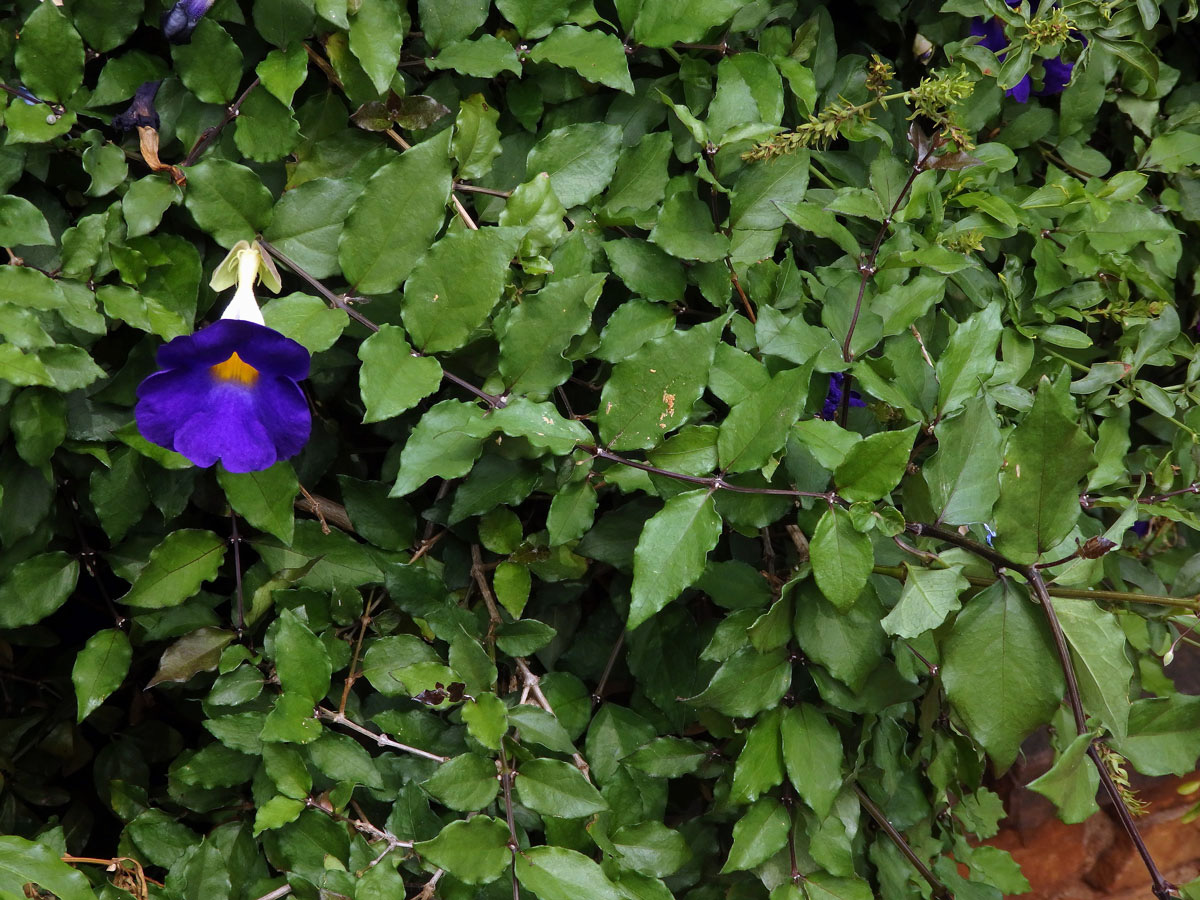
top-left (211, 352), bottom-right (259, 385)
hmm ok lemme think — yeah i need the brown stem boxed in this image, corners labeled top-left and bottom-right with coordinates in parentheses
top-left (1141, 482), bottom-right (1200, 503)
top-left (586, 445), bottom-right (836, 500)
top-left (182, 77), bottom-right (260, 166)
top-left (230, 511), bottom-right (245, 636)
top-left (258, 238), bottom-right (509, 410)
top-left (592, 633), bottom-right (625, 705)
top-left (909, 523), bottom-right (1179, 899)
top-left (853, 784), bottom-right (952, 900)
top-left (316, 706), bottom-right (449, 762)
top-left (454, 182), bottom-right (512, 198)
top-left (471, 544), bottom-right (502, 651)
top-left (841, 152), bottom-right (930, 363)
top-left (727, 261), bottom-right (756, 323)
top-left (499, 743), bottom-right (521, 900)
top-left (338, 602), bottom-right (372, 716)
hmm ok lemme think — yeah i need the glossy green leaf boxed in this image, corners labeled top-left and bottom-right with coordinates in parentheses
top-left (942, 582), bottom-right (1065, 772)
top-left (72, 628), bottom-right (132, 721)
top-left (120, 529), bottom-right (226, 609)
top-left (809, 507), bottom-right (872, 611)
top-left (629, 490), bottom-right (722, 629)
top-left (781, 704), bottom-right (843, 818)
top-left (880, 564), bottom-right (969, 639)
top-left (415, 817), bottom-right (511, 884)
top-left (358, 324), bottom-right (443, 423)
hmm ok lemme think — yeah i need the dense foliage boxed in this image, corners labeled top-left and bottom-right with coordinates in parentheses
top-left (1, 1), bottom-right (1200, 899)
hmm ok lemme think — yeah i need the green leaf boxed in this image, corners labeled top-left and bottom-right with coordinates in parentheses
top-left (809, 507), bottom-right (872, 611)
top-left (782, 704), bottom-right (844, 818)
top-left (499, 273), bottom-right (605, 397)
top-left (254, 796), bottom-right (306, 834)
top-left (72, 628), bottom-right (132, 721)
top-left (526, 123), bottom-right (623, 208)
top-left (340, 131), bottom-right (453, 294)
top-left (419, 0), bottom-right (489, 48)
top-left (649, 189), bottom-right (730, 262)
top-left (600, 132), bottom-right (674, 224)
top-left (936, 303), bottom-right (1002, 417)
top-left (629, 490), bottom-right (721, 629)
top-left (120, 529), bottom-right (227, 609)
top-left (415, 817), bottom-right (511, 884)
top-left (15, 4), bottom-right (84, 102)
top-left (494, 561), bottom-right (531, 617)
top-left (263, 179), bottom-right (362, 280)
top-left (424, 753), bottom-right (501, 810)
top-left (730, 706), bottom-right (784, 804)
top-left (496, 0), bottom-right (570, 38)
top-left (11, 388), bottom-right (67, 466)
top-left (924, 397), bottom-right (1003, 526)
top-left (184, 159), bottom-right (274, 249)
top-left (262, 292), bottom-right (349, 353)
top-left (1142, 131), bottom-right (1200, 173)
top-left (880, 564), bottom-right (969, 639)
top-left (0, 195), bottom-right (53, 246)
top-left (603, 239), bottom-right (685, 302)
top-left (428, 35), bottom-right (522, 78)
top-left (0, 552), bottom-right (78, 628)
top-left (625, 737), bottom-right (709, 777)
top-left (1051, 599), bottom-right (1133, 741)
top-left (600, 316), bottom-right (726, 450)
top-left (348, 0), bottom-right (407, 93)
top-left (992, 379), bottom-right (1093, 564)
top-left (172, 20), bottom-right (244, 104)
top-left (731, 152), bottom-right (810, 230)
top-left (1027, 732), bottom-right (1100, 823)
top-left (123, 176), bottom-right (181, 239)
top-left (390, 400), bottom-right (491, 496)
top-left (461, 693), bottom-right (508, 750)
top-left (515, 758), bottom-right (608, 817)
top-left (803, 872), bottom-right (875, 900)
top-left (358, 325), bottom-right (443, 422)
top-left (718, 367), bottom-right (810, 473)
top-left (0, 836), bottom-right (93, 900)
top-left (528, 26), bottom-right (634, 94)
top-left (272, 609), bottom-right (332, 704)
top-left (256, 44), bottom-right (309, 104)
top-left (720, 796), bottom-right (790, 872)
top-left (634, 0), bottom-right (743, 46)
top-left (834, 425), bottom-right (917, 502)
top-left (515, 846), bottom-right (621, 900)
top-left (403, 227), bottom-right (523, 352)
top-left (687, 647), bottom-right (791, 718)
top-left (218, 462), bottom-right (298, 545)
top-left (147, 627), bottom-right (235, 688)
top-left (233, 90), bottom-right (301, 162)
top-left (1112, 695), bottom-right (1200, 776)
top-left (452, 93), bottom-right (503, 180)
top-left (610, 821), bottom-right (692, 877)
top-left (548, 480), bottom-right (600, 546)
top-left (942, 581), bottom-right (1065, 772)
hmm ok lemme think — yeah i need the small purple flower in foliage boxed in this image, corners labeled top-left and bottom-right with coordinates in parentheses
top-left (161, 0), bottom-right (216, 44)
top-left (112, 81), bottom-right (161, 132)
top-left (819, 373), bottom-right (866, 421)
top-left (970, 0), bottom-right (1078, 101)
top-left (135, 243), bottom-right (311, 473)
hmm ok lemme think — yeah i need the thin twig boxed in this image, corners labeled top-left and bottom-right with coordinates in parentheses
top-left (338, 602), bottom-right (372, 716)
top-left (471, 544), bottom-right (502, 649)
top-left (316, 706), bottom-right (449, 762)
top-left (231, 511), bottom-right (245, 636)
top-left (853, 784), bottom-right (952, 900)
top-left (455, 182), bottom-right (512, 197)
top-left (499, 743), bottom-right (521, 900)
top-left (586, 446), bottom-right (836, 500)
top-left (182, 77), bottom-right (260, 166)
top-left (592, 633), bottom-right (625, 705)
top-left (251, 885), bottom-right (293, 900)
top-left (727, 261), bottom-right (756, 322)
top-left (513, 658), bottom-right (591, 781)
top-left (909, 523), bottom-right (1178, 900)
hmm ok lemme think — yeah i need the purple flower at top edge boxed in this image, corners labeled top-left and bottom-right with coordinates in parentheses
top-left (135, 319), bottom-right (311, 473)
top-left (820, 372), bottom-right (866, 421)
top-left (970, 0), bottom-right (1077, 101)
top-left (161, 0), bottom-right (216, 44)
top-left (112, 81), bottom-right (162, 132)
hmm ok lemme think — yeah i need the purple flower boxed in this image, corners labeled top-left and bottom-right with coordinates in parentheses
top-left (12, 85), bottom-right (41, 106)
top-left (112, 81), bottom-right (161, 132)
top-left (970, 0), bottom-right (1076, 101)
top-left (819, 373), bottom-right (866, 421)
top-left (135, 320), bottom-right (311, 473)
top-left (1129, 520), bottom-right (1150, 538)
top-left (161, 0), bottom-right (216, 44)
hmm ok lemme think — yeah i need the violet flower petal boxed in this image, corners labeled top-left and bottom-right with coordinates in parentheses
top-left (112, 81), bottom-right (162, 132)
top-left (161, 0), bottom-right (217, 44)
top-left (1038, 56), bottom-right (1074, 94)
top-left (135, 319), bottom-right (311, 472)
